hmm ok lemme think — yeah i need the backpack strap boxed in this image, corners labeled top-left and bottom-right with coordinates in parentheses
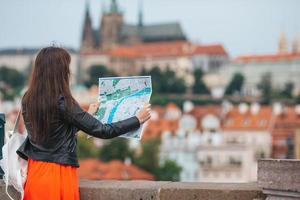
top-left (4, 108), bottom-right (22, 200)
top-left (12, 109), bottom-right (21, 135)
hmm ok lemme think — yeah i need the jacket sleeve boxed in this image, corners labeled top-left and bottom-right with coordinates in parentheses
top-left (58, 96), bottom-right (141, 139)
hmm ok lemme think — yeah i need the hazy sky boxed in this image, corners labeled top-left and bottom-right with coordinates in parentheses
top-left (0, 0), bottom-right (299, 57)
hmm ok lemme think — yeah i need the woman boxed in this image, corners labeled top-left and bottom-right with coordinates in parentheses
top-left (17, 47), bottom-right (151, 200)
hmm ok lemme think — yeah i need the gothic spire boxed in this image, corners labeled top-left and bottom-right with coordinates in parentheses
top-left (138, 0), bottom-right (144, 27)
top-left (278, 32), bottom-right (288, 53)
top-left (81, 0), bottom-right (94, 51)
top-left (110, 0), bottom-right (120, 14)
top-left (85, 0), bottom-right (90, 18)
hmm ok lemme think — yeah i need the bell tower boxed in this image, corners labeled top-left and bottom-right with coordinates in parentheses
top-left (278, 32), bottom-right (288, 53)
top-left (81, 1), bottom-right (94, 52)
top-left (99, 0), bottom-right (124, 50)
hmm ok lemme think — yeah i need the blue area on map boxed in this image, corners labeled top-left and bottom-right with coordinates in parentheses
top-left (107, 87), bottom-right (151, 123)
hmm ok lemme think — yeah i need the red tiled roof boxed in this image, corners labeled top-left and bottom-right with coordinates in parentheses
top-left (222, 107), bottom-right (273, 131)
top-left (142, 119), bottom-right (178, 140)
top-left (190, 105), bottom-right (222, 130)
top-left (270, 107), bottom-right (300, 158)
top-left (233, 52), bottom-right (300, 63)
top-left (83, 41), bottom-right (227, 58)
top-left (78, 159), bottom-right (154, 181)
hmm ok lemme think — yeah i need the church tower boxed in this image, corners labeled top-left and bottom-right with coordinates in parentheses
top-left (81, 1), bottom-right (94, 52)
top-left (278, 32), bottom-right (288, 53)
top-left (292, 35), bottom-right (300, 53)
top-left (138, 0), bottom-right (144, 27)
top-left (99, 0), bottom-right (124, 50)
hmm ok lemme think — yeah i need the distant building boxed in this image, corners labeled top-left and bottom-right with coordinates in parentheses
top-left (270, 103), bottom-right (300, 158)
top-left (80, 0), bottom-right (187, 52)
top-left (78, 159), bottom-right (154, 180)
top-left (160, 112), bottom-right (201, 182)
top-left (221, 34), bottom-right (300, 96)
top-left (80, 41), bottom-right (228, 86)
top-left (147, 102), bottom-right (276, 182)
top-left (79, 0), bottom-right (228, 85)
top-left (0, 48), bottom-right (79, 85)
top-left (198, 144), bottom-right (256, 183)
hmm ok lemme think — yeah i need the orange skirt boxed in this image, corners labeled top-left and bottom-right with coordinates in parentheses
top-left (23, 159), bottom-right (79, 200)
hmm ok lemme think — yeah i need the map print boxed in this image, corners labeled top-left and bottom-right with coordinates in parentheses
top-left (95, 76), bottom-right (152, 139)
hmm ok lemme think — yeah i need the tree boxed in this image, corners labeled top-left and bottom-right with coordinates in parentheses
top-left (225, 73), bottom-right (245, 95)
top-left (295, 94), bottom-right (300, 104)
top-left (192, 68), bottom-right (210, 94)
top-left (280, 82), bottom-right (294, 98)
top-left (0, 66), bottom-right (25, 89)
top-left (98, 138), bottom-right (134, 162)
top-left (85, 65), bottom-right (116, 87)
top-left (257, 73), bottom-right (272, 104)
top-left (140, 66), bottom-right (187, 94)
top-left (77, 132), bottom-right (98, 159)
top-left (133, 139), bottom-right (161, 174)
top-left (133, 139), bottom-right (181, 181)
top-left (156, 160), bottom-right (182, 181)
top-left (140, 67), bottom-right (163, 93)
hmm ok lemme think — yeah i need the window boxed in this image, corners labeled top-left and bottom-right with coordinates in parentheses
top-left (243, 118), bottom-right (250, 126)
top-left (259, 119), bottom-right (267, 126)
top-left (226, 118), bottom-right (234, 126)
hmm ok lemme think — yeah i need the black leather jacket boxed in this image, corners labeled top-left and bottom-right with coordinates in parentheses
top-left (17, 95), bottom-right (141, 167)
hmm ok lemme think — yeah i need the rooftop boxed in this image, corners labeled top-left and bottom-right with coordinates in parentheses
top-left (81, 41), bottom-right (227, 58)
top-left (233, 52), bottom-right (300, 63)
top-left (78, 159), bottom-right (154, 181)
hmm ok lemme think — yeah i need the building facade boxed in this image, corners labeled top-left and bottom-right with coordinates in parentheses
top-left (80, 0), bottom-right (187, 52)
top-left (220, 33), bottom-right (300, 97)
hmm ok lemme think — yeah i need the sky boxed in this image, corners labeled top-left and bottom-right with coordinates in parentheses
top-left (0, 0), bottom-right (299, 57)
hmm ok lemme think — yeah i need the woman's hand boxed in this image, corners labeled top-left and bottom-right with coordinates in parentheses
top-left (87, 102), bottom-right (100, 115)
top-left (136, 103), bottom-right (151, 124)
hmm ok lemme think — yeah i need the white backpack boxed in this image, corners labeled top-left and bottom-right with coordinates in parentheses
top-left (0, 109), bottom-right (28, 200)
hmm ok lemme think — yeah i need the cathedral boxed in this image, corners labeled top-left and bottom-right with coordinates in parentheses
top-left (80, 0), bottom-right (187, 51)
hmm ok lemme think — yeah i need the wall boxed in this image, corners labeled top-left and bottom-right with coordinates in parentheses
top-left (0, 180), bottom-right (265, 200)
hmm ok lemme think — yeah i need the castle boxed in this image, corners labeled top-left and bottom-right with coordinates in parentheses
top-left (80, 0), bottom-right (187, 52)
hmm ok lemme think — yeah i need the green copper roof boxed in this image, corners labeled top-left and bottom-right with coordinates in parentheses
top-left (109, 0), bottom-right (120, 14)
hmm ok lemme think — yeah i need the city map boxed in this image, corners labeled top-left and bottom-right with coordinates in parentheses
top-left (95, 76), bottom-right (152, 139)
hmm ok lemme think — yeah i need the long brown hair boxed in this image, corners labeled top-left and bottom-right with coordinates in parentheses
top-left (23, 47), bottom-right (76, 143)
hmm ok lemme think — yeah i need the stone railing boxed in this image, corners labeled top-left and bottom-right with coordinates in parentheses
top-left (258, 159), bottom-right (300, 199)
top-left (0, 180), bottom-right (264, 200)
top-left (0, 159), bottom-right (299, 200)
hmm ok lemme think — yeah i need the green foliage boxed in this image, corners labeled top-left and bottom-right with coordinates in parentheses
top-left (0, 66), bottom-right (25, 89)
top-left (133, 139), bottom-right (161, 174)
top-left (0, 87), bottom-right (16, 101)
top-left (280, 82), bottom-right (294, 99)
top-left (156, 160), bottom-right (182, 181)
top-left (150, 95), bottom-right (170, 106)
top-left (98, 138), bottom-right (134, 162)
top-left (192, 68), bottom-right (210, 95)
top-left (295, 94), bottom-right (300, 104)
top-left (0, 66), bottom-right (26, 100)
top-left (257, 73), bottom-right (272, 104)
top-left (78, 136), bottom-right (183, 181)
top-left (85, 65), bottom-right (117, 88)
top-left (77, 132), bottom-right (98, 159)
top-left (225, 73), bottom-right (245, 95)
top-left (140, 66), bottom-right (187, 94)
top-left (133, 139), bottom-right (182, 181)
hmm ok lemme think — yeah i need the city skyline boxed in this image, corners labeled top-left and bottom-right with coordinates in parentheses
top-left (0, 0), bottom-right (299, 56)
